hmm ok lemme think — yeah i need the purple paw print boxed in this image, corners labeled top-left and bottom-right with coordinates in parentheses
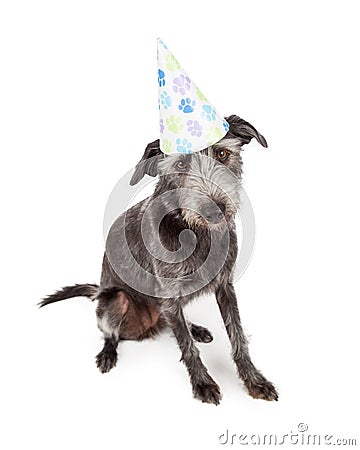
top-left (186, 120), bottom-right (202, 137)
top-left (160, 118), bottom-right (164, 134)
top-left (173, 74), bottom-right (191, 95)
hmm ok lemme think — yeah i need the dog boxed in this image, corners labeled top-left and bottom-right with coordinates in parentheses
top-left (39, 114), bottom-right (278, 405)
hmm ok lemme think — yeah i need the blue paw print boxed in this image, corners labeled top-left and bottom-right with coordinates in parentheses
top-left (176, 138), bottom-right (192, 153)
top-left (201, 104), bottom-right (216, 121)
top-left (160, 91), bottom-right (172, 110)
top-left (178, 97), bottom-right (196, 114)
top-left (158, 69), bottom-right (165, 87)
top-left (223, 119), bottom-right (230, 132)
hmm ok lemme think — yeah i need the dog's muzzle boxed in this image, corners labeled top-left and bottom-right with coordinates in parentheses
top-left (200, 200), bottom-right (226, 224)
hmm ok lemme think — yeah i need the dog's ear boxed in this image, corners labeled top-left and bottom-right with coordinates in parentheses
top-left (130, 139), bottom-right (163, 186)
top-left (225, 115), bottom-right (268, 148)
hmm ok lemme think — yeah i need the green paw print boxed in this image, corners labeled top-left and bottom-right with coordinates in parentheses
top-left (166, 115), bottom-right (184, 134)
top-left (196, 86), bottom-right (208, 102)
top-left (163, 139), bottom-right (172, 154)
top-left (166, 54), bottom-right (180, 72)
top-left (206, 126), bottom-right (223, 143)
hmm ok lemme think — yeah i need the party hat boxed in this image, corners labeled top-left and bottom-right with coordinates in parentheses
top-left (157, 39), bottom-right (229, 154)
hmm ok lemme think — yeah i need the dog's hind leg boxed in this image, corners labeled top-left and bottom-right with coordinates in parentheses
top-left (189, 322), bottom-right (213, 343)
top-left (95, 287), bottom-right (163, 373)
top-left (96, 336), bottom-right (119, 373)
top-left (95, 288), bottom-right (129, 373)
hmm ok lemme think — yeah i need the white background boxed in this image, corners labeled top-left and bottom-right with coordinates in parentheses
top-left (1, 1), bottom-right (359, 449)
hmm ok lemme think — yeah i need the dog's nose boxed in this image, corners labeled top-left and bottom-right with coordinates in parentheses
top-left (201, 201), bottom-right (226, 223)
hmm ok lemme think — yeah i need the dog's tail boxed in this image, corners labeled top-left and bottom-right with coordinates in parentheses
top-left (38, 283), bottom-right (99, 308)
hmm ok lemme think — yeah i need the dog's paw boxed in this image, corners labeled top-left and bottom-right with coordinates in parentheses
top-left (245, 377), bottom-right (278, 401)
top-left (190, 323), bottom-right (213, 343)
top-left (193, 380), bottom-right (222, 405)
top-left (96, 349), bottom-right (117, 374)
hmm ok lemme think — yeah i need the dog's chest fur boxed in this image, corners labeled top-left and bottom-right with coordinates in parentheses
top-left (102, 196), bottom-right (238, 303)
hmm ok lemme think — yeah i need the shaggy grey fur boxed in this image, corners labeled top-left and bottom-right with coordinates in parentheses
top-left (40, 115), bottom-right (278, 405)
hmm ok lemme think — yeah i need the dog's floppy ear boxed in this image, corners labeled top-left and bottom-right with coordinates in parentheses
top-left (130, 139), bottom-right (163, 186)
top-left (225, 115), bottom-right (268, 148)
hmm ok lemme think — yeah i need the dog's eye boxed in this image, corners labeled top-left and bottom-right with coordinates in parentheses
top-left (216, 149), bottom-right (229, 162)
top-left (174, 160), bottom-right (188, 172)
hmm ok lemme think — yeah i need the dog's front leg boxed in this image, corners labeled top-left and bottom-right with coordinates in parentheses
top-left (162, 300), bottom-right (221, 405)
top-left (215, 283), bottom-right (278, 401)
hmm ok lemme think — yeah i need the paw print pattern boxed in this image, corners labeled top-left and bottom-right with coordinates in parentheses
top-left (178, 98), bottom-right (196, 114)
top-left (163, 139), bottom-right (172, 154)
top-left (166, 54), bottom-right (180, 72)
top-left (157, 40), bottom-right (228, 154)
top-left (166, 115), bottom-right (184, 134)
top-left (160, 91), bottom-right (172, 110)
top-left (176, 138), bottom-right (192, 153)
top-left (201, 105), bottom-right (216, 121)
top-left (223, 119), bottom-right (230, 132)
top-left (158, 69), bottom-right (165, 87)
top-left (173, 74), bottom-right (191, 95)
top-left (186, 120), bottom-right (202, 137)
top-left (205, 126), bottom-right (223, 143)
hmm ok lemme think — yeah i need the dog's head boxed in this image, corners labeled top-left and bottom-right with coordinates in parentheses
top-left (130, 115), bottom-right (267, 231)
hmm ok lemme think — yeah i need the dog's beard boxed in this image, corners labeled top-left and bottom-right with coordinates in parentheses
top-left (178, 178), bottom-right (240, 232)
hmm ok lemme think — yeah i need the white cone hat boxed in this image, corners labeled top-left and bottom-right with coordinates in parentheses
top-left (157, 39), bottom-right (229, 154)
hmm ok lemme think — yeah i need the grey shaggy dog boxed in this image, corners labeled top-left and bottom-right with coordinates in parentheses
top-left (40, 114), bottom-right (278, 405)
